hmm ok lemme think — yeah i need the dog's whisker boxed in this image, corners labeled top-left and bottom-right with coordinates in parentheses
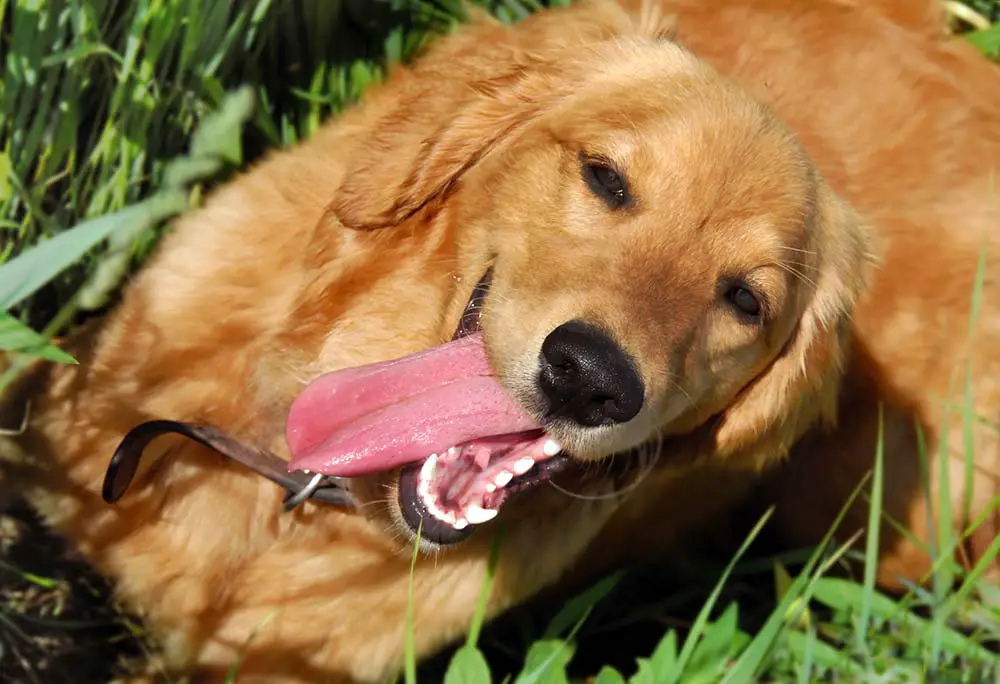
top-left (774, 261), bottom-right (819, 289)
top-left (666, 375), bottom-right (695, 406)
top-left (776, 259), bottom-right (818, 270)
top-left (777, 245), bottom-right (817, 255)
top-left (359, 498), bottom-right (391, 511)
top-left (548, 425), bottom-right (666, 503)
top-left (555, 445), bottom-right (661, 502)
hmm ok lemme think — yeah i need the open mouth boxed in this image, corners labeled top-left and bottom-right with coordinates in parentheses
top-left (285, 269), bottom-right (573, 545)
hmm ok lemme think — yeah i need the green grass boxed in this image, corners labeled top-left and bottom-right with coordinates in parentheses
top-left (2, 0), bottom-right (1000, 682)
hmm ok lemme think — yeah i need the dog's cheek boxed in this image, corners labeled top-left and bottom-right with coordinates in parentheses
top-left (482, 282), bottom-right (584, 386)
top-left (482, 305), bottom-right (538, 399)
top-left (346, 473), bottom-right (406, 534)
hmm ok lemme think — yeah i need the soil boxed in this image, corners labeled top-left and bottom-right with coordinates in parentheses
top-left (0, 500), bottom-right (149, 684)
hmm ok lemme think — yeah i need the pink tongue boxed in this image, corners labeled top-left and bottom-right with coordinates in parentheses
top-left (285, 333), bottom-right (541, 477)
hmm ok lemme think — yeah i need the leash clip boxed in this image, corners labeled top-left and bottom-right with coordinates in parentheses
top-left (282, 472), bottom-right (326, 512)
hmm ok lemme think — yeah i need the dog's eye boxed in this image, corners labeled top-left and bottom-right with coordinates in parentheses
top-left (580, 156), bottom-right (631, 209)
top-left (725, 285), bottom-right (762, 319)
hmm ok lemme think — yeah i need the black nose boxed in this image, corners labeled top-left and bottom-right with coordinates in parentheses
top-left (538, 320), bottom-right (644, 427)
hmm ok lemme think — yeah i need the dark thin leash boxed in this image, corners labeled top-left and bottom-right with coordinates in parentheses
top-left (102, 420), bottom-right (356, 512)
top-left (102, 268), bottom-right (495, 514)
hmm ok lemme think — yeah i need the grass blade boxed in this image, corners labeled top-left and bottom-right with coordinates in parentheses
top-left (856, 402), bottom-right (885, 653)
top-left (664, 508), bottom-right (774, 684)
top-left (404, 522), bottom-right (422, 684)
top-left (467, 530), bottom-right (505, 647)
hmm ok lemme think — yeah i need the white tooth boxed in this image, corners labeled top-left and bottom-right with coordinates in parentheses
top-left (434, 506), bottom-right (453, 526)
top-left (418, 457), bottom-right (433, 498)
top-left (465, 504), bottom-right (499, 525)
top-left (485, 483), bottom-right (496, 493)
top-left (543, 439), bottom-right (562, 457)
top-left (420, 453), bottom-right (439, 482)
top-left (424, 496), bottom-right (446, 522)
top-left (494, 471), bottom-right (513, 488)
top-left (302, 469), bottom-right (312, 475)
top-left (452, 518), bottom-right (469, 530)
top-left (513, 457), bottom-right (535, 475)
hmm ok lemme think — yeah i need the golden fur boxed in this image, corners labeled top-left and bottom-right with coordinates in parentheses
top-left (1, 0), bottom-right (999, 681)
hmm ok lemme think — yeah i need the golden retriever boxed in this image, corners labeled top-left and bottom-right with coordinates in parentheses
top-left (1, 0), bottom-right (999, 681)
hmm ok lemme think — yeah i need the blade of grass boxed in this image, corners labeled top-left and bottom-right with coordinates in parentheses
top-left (0, 559), bottom-right (59, 589)
top-left (855, 402), bottom-right (885, 653)
top-left (961, 231), bottom-right (989, 533)
top-left (663, 507), bottom-right (774, 684)
top-left (0, 192), bottom-right (186, 311)
top-left (405, 521), bottom-right (423, 684)
top-left (223, 610), bottom-right (277, 684)
top-left (784, 627), bottom-right (865, 677)
top-left (542, 571), bottom-right (622, 640)
top-left (467, 529), bottom-right (505, 647)
top-left (812, 576), bottom-right (998, 663)
top-left (946, 499), bottom-right (1000, 610)
top-left (722, 466), bottom-right (878, 683)
top-left (930, 368), bottom-right (959, 669)
top-left (794, 625), bottom-right (816, 683)
top-left (0, 311), bottom-right (77, 363)
top-left (965, 22), bottom-right (1000, 55)
top-left (723, 530), bottom-right (864, 683)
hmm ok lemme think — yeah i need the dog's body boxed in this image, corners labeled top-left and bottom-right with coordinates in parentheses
top-left (2, 0), bottom-right (999, 681)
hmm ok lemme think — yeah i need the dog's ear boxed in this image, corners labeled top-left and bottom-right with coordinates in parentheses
top-left (714, 181), bottom-right (877, 467)
top-left (329, 65), bottom-right (557, 231)
top-left (329, 0), bottom-right (676, 230)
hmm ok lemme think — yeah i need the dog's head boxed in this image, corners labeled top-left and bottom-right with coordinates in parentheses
top-left (287, 1), bottom-right (875, 548)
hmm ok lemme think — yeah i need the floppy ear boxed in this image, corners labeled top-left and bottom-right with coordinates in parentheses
top-left (329, 66), bottom-right (557, 231)
top-left (713, 180), bottom-right (878, 468)
top-left (329, 0), bottom-right (677, 230)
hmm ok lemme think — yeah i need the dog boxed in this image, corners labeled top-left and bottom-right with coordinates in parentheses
top-left (2, 0), bottom-right (999, 681)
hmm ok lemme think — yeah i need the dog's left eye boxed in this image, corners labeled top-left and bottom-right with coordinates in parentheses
top-left (581, 157), bottom-right (631, 209)
top-left (725, 284), bottom-right (762, 319)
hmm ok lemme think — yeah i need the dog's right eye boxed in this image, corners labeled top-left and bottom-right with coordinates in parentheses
top-left (724, 283), bottom-right (763, 321)
top-left (580, 154), bottom-right (632, 209)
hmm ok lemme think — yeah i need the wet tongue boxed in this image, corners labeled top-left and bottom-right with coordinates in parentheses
top-left (285, 333), bottom-right (541, 477)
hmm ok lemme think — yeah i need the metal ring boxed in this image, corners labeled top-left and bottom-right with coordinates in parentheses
top-left (282, 472), bottom-right (326, 512)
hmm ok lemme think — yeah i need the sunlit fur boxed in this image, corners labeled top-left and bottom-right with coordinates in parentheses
top-left (1, 0), bottom-right (998, 681)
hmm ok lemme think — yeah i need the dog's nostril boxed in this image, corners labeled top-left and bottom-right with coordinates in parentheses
top-left (551, 362), bottom-right (575, 381)
top-left (538, 320), bottom-right (644, 427)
